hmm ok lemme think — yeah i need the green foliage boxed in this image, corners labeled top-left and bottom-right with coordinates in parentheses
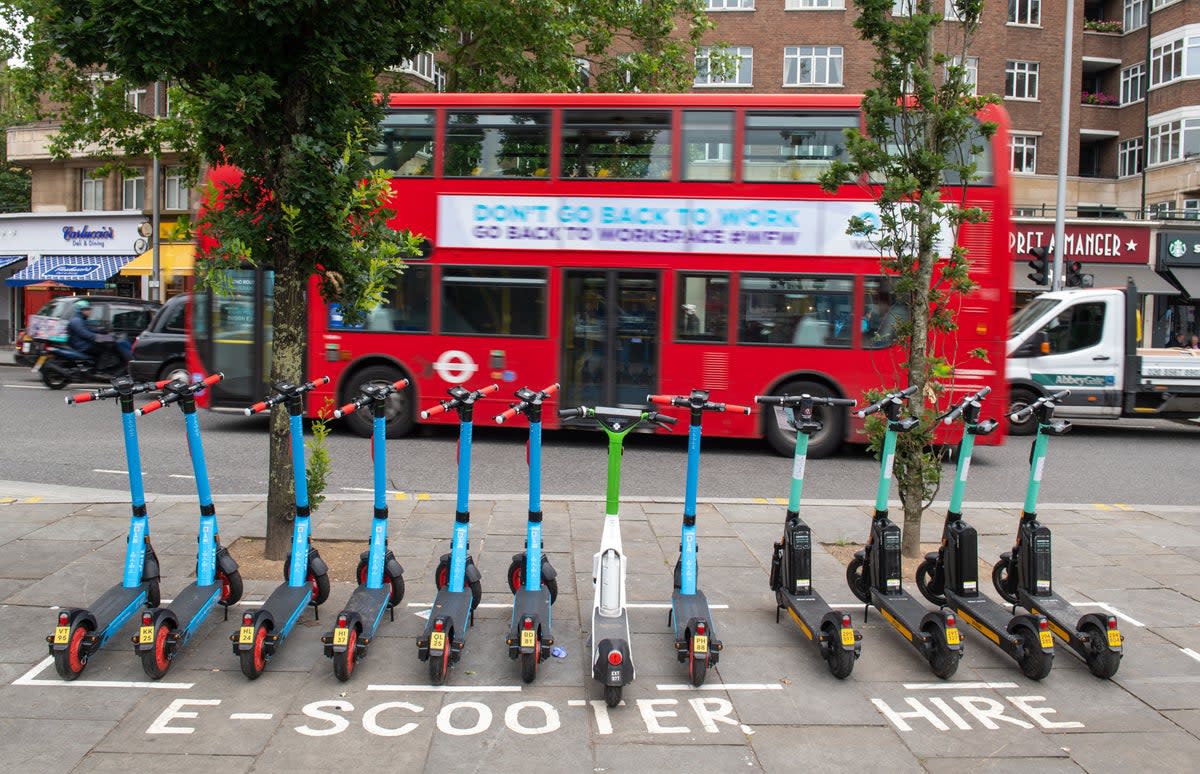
top-left (438, 1), bottom-right (715, 93)
top-left (820, 0), bottom-right (999, 551)
top-left (306, 400), bottom-right (334, 513)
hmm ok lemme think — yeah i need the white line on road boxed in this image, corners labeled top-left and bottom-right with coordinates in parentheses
top-left (1072, 601), bottom-right (1146, 628)
top-left (368, 684), bottom-right (522, 693)
top-left (404, 601), bottom-right (731, 610)
top-left (229, 713), bottom-right (274, 720)
top-left (169, 474), bottom-right (195, 480)
top-left (94, 469), bottom-right (127, 475)
top-left (1181, 648), bottom-right (1200, 664)
top-left (12, 656), bottom-right (194, 690)
top-left (1, 383), bottom-right (43, 389)
top-left (902, 681), bottom-right (1019, 690)
top-left (656, 683), bottom-right (783, 691)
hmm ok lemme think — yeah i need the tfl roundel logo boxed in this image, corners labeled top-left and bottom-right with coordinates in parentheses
top-left (1168, 239), bottom-right (1187, 259)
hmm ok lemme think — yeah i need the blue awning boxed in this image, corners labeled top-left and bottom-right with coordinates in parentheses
top-left (5, 254), bottom-right (136, 288)
top-left (0, 255), bottom-right (25, 270)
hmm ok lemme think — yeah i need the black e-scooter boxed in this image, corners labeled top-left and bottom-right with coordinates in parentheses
top-left (992, 389), bottom-right (1123, 678)
top-left (846, 386), bottom-right (963, 679)
top-left (496, 382), bottom-right (561, 683)
top-left (134, 373), bottom-right (243, 678)
top-left (321, 378), bottom-right (410, 680)
top-left (50, 376), bottom-right (165, 679)
top-left (757, 392), bottom-right (862, 678)
top-left (914, 386), bottom-right (1054, 680)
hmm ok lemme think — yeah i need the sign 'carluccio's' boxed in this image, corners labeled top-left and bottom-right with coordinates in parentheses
top-left (1008, 223), bottom-right (1150, 265)
top-left (61, 225), bottom-right (117, 247)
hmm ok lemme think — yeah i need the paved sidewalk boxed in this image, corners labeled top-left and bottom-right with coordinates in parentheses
top-left (2, 482), bottom-right (1199, 773)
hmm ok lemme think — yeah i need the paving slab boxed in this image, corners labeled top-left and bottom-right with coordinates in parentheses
top-left (0, 538), bottom-right (107, 579)
top-left (72, 753), bottom-right (256, 774)
top-left (0, 717), bottom-right (117, 774)
top-left (750, 725), bottom-right (920, 773)
top-left (1057, 730), bottom-right (1200, 772)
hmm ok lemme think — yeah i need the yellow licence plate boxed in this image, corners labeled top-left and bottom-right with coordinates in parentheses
top-left (945, 628), bottom-right (961, 646)
top-left (519, 630), bottom-right (536, 648)
top-left (840, 628), bottom-right (855, 647)
top-left (693, 635), bottom-right (708, 654)
top-left (430, 631), bottom-right (446, 651)
top-left (1039, 631), bottom-right (1053, 649)
top-left (139, 626), bottom-right (155, 645)
top-left (53, 626), bottom-right (70, 645)
top-left (1107, 629), bottom-right (1122, 648)
top-left (239, 626), bottom-right (255, 645)
top-left (333, 628), bottom-right (349, 646)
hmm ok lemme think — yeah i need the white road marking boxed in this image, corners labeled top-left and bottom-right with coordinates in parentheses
top-left (1069, 601), bottom-right (1145, 628)
top-left (1, 384), bottom-right (43, 389)
top-left (169, 474), bottom-right (195, 480)
top-left (902, 681), bottom-right (1019, 690)
top-left (1180, 648), bottom-right (1200, 664)
top-left (229, 712), bottom-right (273, 720)
top-left (94, 469), bottom-right (127, 475)
top-left (656, 683), bottom-right (782, 691)
top-left (367, 684), bottom-right (522, 693)
top-left (12, 656), bottom-right (194, 689)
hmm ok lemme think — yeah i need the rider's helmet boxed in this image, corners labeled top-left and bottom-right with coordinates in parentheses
top-left (74, 299), bottom-right (91, 311)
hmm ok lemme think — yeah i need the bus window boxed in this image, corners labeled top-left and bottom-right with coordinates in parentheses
top-left (682, 111), bottom-right (734, 182)
top-left (328, 265), bottom-right (432, 332)
top-left (676, 273), bottom-right (729, 342)
top-left (372, 111), bottom-right (435, 176)
top-left (862, 277), bottom-right (910, 349)
top-left (739, 275), bottom-right (854, 347)
top-left (560, 110), bottom-right (672, 180)
top-left (873, 118), bottom-right (995, 186)
top-left (440, 267), bottom-right (547, 337)
top-left (743, 112), bottom-right (858, 183)
top-left (444, 111), bottom-right (551, 178)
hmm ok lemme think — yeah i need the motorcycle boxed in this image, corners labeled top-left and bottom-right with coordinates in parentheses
top-left (33, 333), bottom-right (130, 390)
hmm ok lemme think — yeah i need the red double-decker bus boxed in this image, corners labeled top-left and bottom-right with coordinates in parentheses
top-left (188, 93), bottom-right (1011, 456)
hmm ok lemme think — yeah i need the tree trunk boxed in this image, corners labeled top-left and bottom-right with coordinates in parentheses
top-left (264, 255), bottom-right (306, 559)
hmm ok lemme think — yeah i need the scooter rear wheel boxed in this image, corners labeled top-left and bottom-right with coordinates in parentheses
top-left (991, 558), bottom-right (1020, 605)
top-left (915, 558), bottom-right (947, 607)
top-left (54, 622), bottom-right (91, 680)
top-left (141, 621), bottom-right (174, 679)
top-left (846, 555), bottom-right (871, 604)
top-left (240, 624), bottom-right (269, 680)
top-left (520, 649), bottom-right (538, 684)
top-left (356, 558), bottom-right (405, 607)
top-left (924, 622), bottom-right (960, 679)
top-left (1081, 622), bottom-right (1121, 679)
top-left (1014, 624), bottom-right (1053, 681)
top-left (429, 636), bottom-right (451, 685)
top-left (603, 685), bottom-right (622, 708)
top-left (218, 570), bottom-right (243, 607)
top-left (688, 635), bottom-right (709, 687)
top-left (822, 623), bottom-right (855, 679)
top-left (333, 627), bottom-right (357, 682)
top-left (506, 555), bottom-right (558, 604)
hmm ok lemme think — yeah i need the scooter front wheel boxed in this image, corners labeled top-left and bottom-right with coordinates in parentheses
top-left (506, 555), bottom-right (558, 604)
top-left (357, 558), bottom-right (405, 606)
top-left (284, 556), bottom-right (330, 607)
top-left (846, 555), bottom-right (871, 604)
top-left (822, 623), bottom-right (855, 679)
top-left (240, 624), bottom-right (270, 680)
top-left (915, 559), bottom-right (947, 607)
top-left (991, 558), bottom-right (1019, 605)
top-left (141, 621), bottom-right (174, 679)
top-left (218, 570), bottom-right (243, 607)
top-left (54, 622), bottom-right (92, 680)
top-left (333, 627), bottom-right (357, 682)
top-left (603, 685), bottom-right (622, 708)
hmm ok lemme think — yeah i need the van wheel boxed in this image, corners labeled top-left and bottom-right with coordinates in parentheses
top-left (1007, 387), bottom-right (1040, 436)
top-left (341, 365), bottom-right (414, 438)
top-left (764, 380), bottom-right (845, 458)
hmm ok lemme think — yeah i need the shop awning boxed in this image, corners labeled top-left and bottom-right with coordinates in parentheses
top-left (1085, 264), bottom-right (1179, 294)
top-left (119, 243), bottom-right (196, 281)
top-left (0, 255), bottom-right (25, 271)
top-left (1164, 267), bottom-right (1200, 299)
top-left (4, 254), bottom-right (135, 288)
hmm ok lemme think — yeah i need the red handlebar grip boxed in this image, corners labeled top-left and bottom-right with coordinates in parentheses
top-left (421, 403), bottom-right (448, 419)
top-left (392, 378), bottom-right (410, 390)
top-left (725, 403), bottom-right (753, 415)
top-left (335, 402), bottom-right (358, 417)
top-left (315, 375), bottom-right (331, 386)
top-left (154, 378), bottom-right (174, 389)
top-left (69, 392), bottom-right (95, 404)
top-left (479, 384), bottom-right (500, 396)
top-left (542, 382), bottom-right (560, 397)
top-left (138, 399), bottom-right (165, 416)
top-left (246, 401), bottom-right (268, 415)
top-left (647, 394), bottom-right (671, 405)
top-left (497, 407), bottom-right (519, 423)
top-left (201, 373), bottom-right (223, 387)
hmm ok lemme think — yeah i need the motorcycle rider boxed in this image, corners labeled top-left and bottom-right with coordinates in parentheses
top-left (67, 299), bottom-right (131, 369)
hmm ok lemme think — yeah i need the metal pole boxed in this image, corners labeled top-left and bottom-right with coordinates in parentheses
top-left (1052, 0), bottom-right (1075, 292)
top-left (150, 81), bottom-right (163, 303)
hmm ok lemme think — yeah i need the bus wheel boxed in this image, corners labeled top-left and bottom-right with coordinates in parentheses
top-left (764, 380), bottom-right (844, 458)
top-left (342, 365), bottom-right (414, 438)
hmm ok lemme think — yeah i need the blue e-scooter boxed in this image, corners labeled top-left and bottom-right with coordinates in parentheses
top-left (495, 382), bottom-right (561, 683)
top-left (134, 373), bottom-right (243, 678)
top-left (49, 376), bottom-right (166, 679)
top-left (232, 377), bottom-right (332, 679)
top-left (321, 378), bottom-right (410, 681)
top-left (416, 383), bottom-right (498, 684)
top-left (757, 392), bottom-right (862, 678)
top-left (649, 389), bottom-right (752, 686)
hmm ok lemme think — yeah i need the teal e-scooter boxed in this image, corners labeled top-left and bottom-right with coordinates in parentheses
top-left (49, 376), bottom-right (166, 679)
top-left (757, 392), bottom-right (862, 678)
top-left (992, 389), bottom-right (1123, 678)
top-left (496, 382), bottom-right (561, 683)
top-left (914, 386), bottom-right (1054, 680)
top-left (134, 373), bottom-right (243, 678)
top-left (321, 378), bottom-right (409, 681)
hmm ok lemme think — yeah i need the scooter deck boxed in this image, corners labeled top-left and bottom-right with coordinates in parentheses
top-left (164, 582), bottom-right (223, 641)
top-left (260, 584), bottom-right (313, 639)
top-left (510, 586), bottom-right (553, 654)
top-left (871, 589), bottom-right (936, 646)
top-left (671, 590), bottom-right (718, 637)
top-left (341, 585), bottom-right (391, 638)
top-left (1019, 589), bottom-right (1098, 654)
top-left (426, 588), bottom-right (474, 636)
top-left (779, 589), bottom-right (837, 643)
top-left (946, 591), bottom-right (1022, 657)
top-left (86, 583), bottom-right (149, 643)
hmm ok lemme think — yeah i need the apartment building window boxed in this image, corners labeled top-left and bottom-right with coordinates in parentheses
top-left (1150, 39), bottom-right (1183, 86)
top-left (1118, 138), bottom-right (1143, 177)
top-left (892, 0), bottom-right (913, 15)
top-left (164, 167), bottom-right (189, 210)
top-left (707, 0), bottom-right (754, 8)
top-left (784, 46), bottom-right (844, 86)
top-left (786, 0), bottom-right (843, 8)
top-left (81, 173), bottom-right (104, 211)
top-left (123, 171), bottom-right (145, 211)
top-left (1008, 0), bottom-right (1040, 25)
top-left (398, 52), bottom-right (437, 83)
top-left (1124, 0), bottom-right (1146, 32)
top-left (1150, 0), bottom-right (1178, 8)
top-left (1120, 63), bottom-right (1146, 104)
top-left (1005, 61), bottom-right (1040, 99)
top-left (1148, 117), bottom-right (1199, 164)
top-left (1148, 201), bottom-right (1174, 218)
top-left (125, 87), bottom-right (147, 113)
top-left (945, 0), bottom-right (965, 20)
top-left (1010, 134), bottom-right (1038, 173)
top-left (695, 46), bottom-right (753, 87)
top-left (946, 56), bottom-right (979, 95)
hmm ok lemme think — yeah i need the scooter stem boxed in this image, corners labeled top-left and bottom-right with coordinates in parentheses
top-left (119, 393), bottom-right (149, 589)
top-left (287, 408), bottom-right (311, 588)
top-left (605, 431), bottom-right (624, 516)
top-left (1023, 431), bottom-right (1050, 515)
top-left (788, 430), bottom-right (810, 512)
top-left (874, 428), bottom-right (898, 514)
top-left (947, 433), bottom-right (977, 514)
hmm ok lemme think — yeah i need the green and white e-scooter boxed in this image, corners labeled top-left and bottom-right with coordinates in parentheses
top-left (559, 404), bottom-right (677, 707)
top-left (915, 386), bottom-right (1054, 680)
top-left (992, 388), bottom-right (1123, 678)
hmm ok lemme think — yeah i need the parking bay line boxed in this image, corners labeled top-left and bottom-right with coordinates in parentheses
top-left (404, 602), bottom-right (731, 610)
top-left (12, 656), bottom-right (194, 690)
top-left (903, 681), bottom-right (1019, 691)
top-left (656, 683), bottom-right (783, 691)
top-left (368, 684), bottom-right (522, 693)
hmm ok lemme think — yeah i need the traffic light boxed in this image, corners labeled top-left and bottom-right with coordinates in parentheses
top-left (1027, 246), bottom-right (1050, 286)
top-left (1065, 260), bottom-right (1082, 287)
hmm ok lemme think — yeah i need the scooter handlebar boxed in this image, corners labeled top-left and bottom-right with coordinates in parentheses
top-left (558, 406), bottom-right (587, 420)
top-left (753, 394), bottom-right (857, 409)
top-left (939, 386), bottom-right (993, 425)
top-left (421, 382), bottom-right (499, 419)
top-left (67, 377), bottom-right (172, 405)
top-left (856, 385), bottom-right (918, 418)
top-left (646, 393), bottom-right (753, 415)
top-left (1009, 388), bottom-right (1071, 422)
top-left (244, 375), bottom-right (330, 415)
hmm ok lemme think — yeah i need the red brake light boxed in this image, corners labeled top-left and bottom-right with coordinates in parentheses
top-left (337, 615), bottom-right (347, 627)
top-left (58, 612), bottom-right (69, 625)
top-left (1108, 617), bottom-right (1117, 630)
top-left (842, 614), bottom-right (852, 628)
top-left (946, 614), bottom-right (956, 627)
top-left (696, 621), bottom-right (706, 635)
top-left (608, 650), bottom-right (623, 666)
top-left (243, 613), bottom-right (253, 625)
top-left (523, 617), bottom-right (534, 630)
top-left (1039, 618), bottom-right (1048, 630)
top-left (142, 613), bottom-right (152, 626)
top-left (434, 619), bottom-right (444, 632)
